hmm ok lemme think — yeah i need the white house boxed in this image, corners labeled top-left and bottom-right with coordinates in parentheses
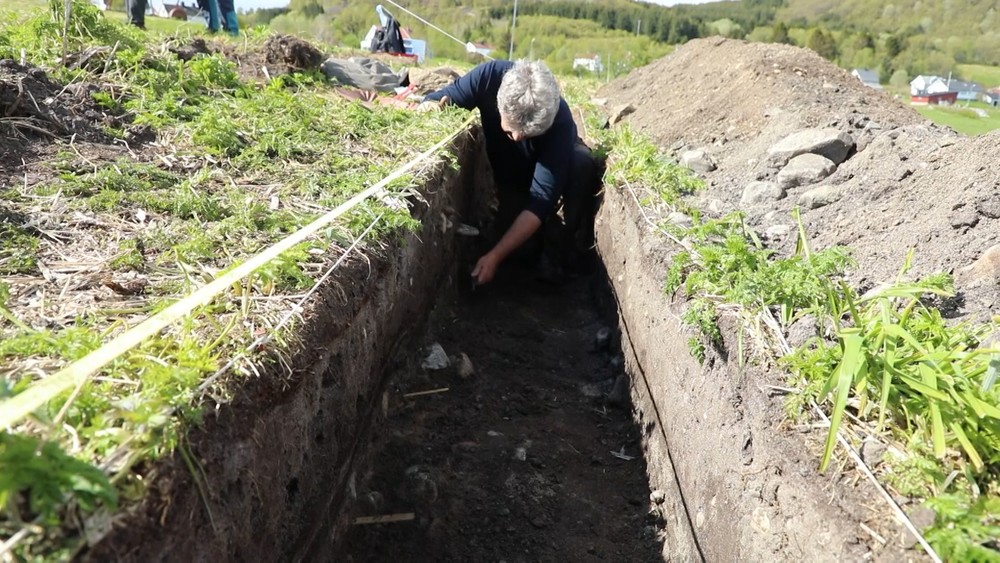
top-left (572, 54), bottom-right (604, 73)
top-left (985, 88), bottom-right (1000, 107)
top-left (910, 75), bottom-right (951, 96)
top-left (850, 68), bottom-right (882, 89)
top-left (911, 75), bottom-right (985, 101)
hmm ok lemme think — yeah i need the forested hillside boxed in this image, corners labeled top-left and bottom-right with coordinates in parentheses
top-left (247, 0), bottom-right (1000, 84)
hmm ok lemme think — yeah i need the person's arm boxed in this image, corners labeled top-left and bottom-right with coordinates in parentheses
top-left (472, 211), bottom-right (542, 285)
top-left (472, 121), bottom-right (575, 285)
top-left (422, 61), bottom-right (499, 110)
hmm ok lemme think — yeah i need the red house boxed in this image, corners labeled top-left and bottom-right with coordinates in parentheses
top-left (910, 91), bottom-right (958, 105)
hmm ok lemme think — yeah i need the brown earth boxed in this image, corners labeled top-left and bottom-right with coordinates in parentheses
top-left (600, 36), bottom-right (1000, 316)
top-left (594, 36), bottom-right (1000, 559)
top-left (342, 262), bottom-right (662, 562)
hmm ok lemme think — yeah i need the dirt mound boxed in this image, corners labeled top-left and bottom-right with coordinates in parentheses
top-left (600, 37), bottom-right (1000, 317)
top-left (408, 67), bottom-right (461, 95)
top-left (169, 37), bottom-right (212, 61)
top-left (264, 34), bottom-right (325, 73)
top-left (0, 59), bottom-right (134, 175)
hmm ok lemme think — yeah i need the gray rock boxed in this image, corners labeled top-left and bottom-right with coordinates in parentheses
top-left (421, 343), bottom-right (450, 370)
top-left (776, 153), bottom-right (837, 190)
top-left (606, 374), bottom-right (630, 406)
top-left (768, 128), bottom-right (855, 167)
top-left (797, 185), bottom-right (842, 209)
top-left (949, 206), bottom-right (980, 230)
top-left (741, 181), bottom-right (785, 205)
top-left (707, 199), bottom-right (725, 215)
top-left (955, 244), bottom-right (1000, 288)
top-left (785, 314), bottom-right (818, 349)
top-left (681, 149), bottom-right (717, 174)
top-left (859, 439), bottom-right (887, 466)
top-left (667, 212), bottom-right (693, 228)
top-left (456, 352), bottom-right (475, 379)
top-left (595, 327), bottom-right (612, 350)
top-left (976, 198), bottom-right (1000, 219)
top-left (901, 506), bottom-right (937, 548)
top-left (765, 224), bottom-right (792, 239)
top-left (649, 490), bottom-right (666, 505)
top-left (609, 103), bottom-right (636, 125)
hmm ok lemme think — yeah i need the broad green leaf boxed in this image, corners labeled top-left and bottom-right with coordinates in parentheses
top-left (898, 375), bottom-right (951, 401)
top-left (882, 324), bottom-right (929, 355)
top-left (919, 363), bottom-right (946, 458)
top-left (949, 422), bottom-right (983, 471)
top-left (821, 332), bottom-right (867, 471)
top-left (983, 355), bottom-right (1000, 392)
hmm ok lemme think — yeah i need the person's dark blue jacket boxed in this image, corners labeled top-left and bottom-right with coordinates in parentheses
top-left (424, 60), bottom-right (577, 220)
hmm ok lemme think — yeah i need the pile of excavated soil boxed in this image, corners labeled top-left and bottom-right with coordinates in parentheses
top-left (0, 59), bottom-right (139, 176)
top-left (600, 37), bottom-right (1000, 318)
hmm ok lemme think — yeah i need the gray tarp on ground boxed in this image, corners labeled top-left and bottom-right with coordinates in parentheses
top-left (320, 56), bottom-right (408, 92)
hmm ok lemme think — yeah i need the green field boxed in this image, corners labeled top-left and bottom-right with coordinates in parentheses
top-left (915, 101), bottom-right (1000, 136)
top-left (957, 63), bottom-right (1000, 88)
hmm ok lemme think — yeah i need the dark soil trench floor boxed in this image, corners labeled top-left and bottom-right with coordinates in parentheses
top-left (343, 263), bottom-right (664, 561)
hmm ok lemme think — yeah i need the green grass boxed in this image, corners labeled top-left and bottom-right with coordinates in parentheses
top-left (957, 64), bottom-right (1000, 89)
top-left (914, 102), bottom-right (1000, 136)
top-left (0, 2), bottom-right (469, 558)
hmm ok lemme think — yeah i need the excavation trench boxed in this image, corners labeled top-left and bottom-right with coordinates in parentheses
top-left (86, 126), bottom-right (893, 562)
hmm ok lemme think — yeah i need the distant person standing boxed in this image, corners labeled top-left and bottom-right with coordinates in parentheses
top-left (125, 0), bottom-right (147, 29)
top-left (200, 0), bottom-right (240, 35)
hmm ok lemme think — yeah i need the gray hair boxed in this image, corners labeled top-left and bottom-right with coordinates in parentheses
top-left (497, 60), bottom-right (561, 138)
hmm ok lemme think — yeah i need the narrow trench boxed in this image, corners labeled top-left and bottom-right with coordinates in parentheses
top-left (341, 253), bottom-right (665, 561)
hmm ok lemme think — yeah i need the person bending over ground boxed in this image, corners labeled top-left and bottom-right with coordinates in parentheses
top-left (419, 59), bottom-right (602, 286)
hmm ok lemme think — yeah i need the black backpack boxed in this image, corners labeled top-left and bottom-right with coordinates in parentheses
top-left (371, 15), bottom-right (405, 54)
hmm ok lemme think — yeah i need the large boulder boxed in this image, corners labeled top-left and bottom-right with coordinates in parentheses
top-left (776, 153), bottom-right (837, 190)
top-left (767, 128), bottom-right (855, 167)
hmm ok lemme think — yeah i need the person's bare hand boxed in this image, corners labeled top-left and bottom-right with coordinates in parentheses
top-left (416, 95), bottom-right (449, 112)
top-left (471, 251), bottom-right (499, 285)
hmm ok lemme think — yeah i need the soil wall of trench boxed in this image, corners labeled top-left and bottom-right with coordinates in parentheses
top-left (595, 184), bottom-right (911, 561)
top-left (82, 129), bottom-right (492, 562)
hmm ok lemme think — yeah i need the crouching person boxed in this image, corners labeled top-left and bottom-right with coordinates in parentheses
top-left (419, 59), bottom-right (602, 286)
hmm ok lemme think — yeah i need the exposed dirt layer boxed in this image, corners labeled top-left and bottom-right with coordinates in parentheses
top-left (343, 264), bottom-right (664, 561)
top-left (601, 36), bottom-right (1000, 317)
top-left (0, 59), bottom-right (132, 176)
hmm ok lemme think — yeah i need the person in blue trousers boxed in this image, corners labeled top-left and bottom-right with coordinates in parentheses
top-left (200, 0), bottom-right (240, 35)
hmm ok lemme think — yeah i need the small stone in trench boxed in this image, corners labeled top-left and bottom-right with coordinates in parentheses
top-left (595, 326), bottom-right (612, 350)
top-left (421, 343), bottom-right (450, 370)
top-left (513, 447), bottom-right (527, 461)
top-left (606, 374), bottom-right (630, 406)
top-left (650, 490), bottom-right (666, 505)
top-left (531, 517), bottom-right (548, 529)
top-left (457, 352), bottom-right (475, 379)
